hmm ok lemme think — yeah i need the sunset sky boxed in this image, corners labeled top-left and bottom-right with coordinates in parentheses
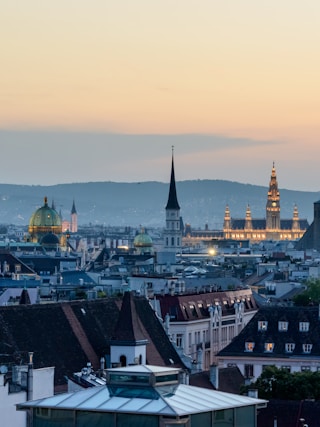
top-left (1, 1), bottom-right (320, 190)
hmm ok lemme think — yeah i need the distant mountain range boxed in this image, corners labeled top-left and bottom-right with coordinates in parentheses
top-left (0, 180), bottom-right (318, 229)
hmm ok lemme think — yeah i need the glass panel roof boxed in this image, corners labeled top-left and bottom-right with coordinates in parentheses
top-left (19, 372), bottom-right (266, 416)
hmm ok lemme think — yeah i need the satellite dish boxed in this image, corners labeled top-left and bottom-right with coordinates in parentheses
top-left (0, 365), bottom-right (8, 374)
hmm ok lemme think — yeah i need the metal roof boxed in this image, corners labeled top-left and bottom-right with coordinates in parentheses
top-left (18, 382), bottom-right (265, 416)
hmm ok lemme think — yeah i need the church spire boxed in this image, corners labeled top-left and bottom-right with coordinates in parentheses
top-left (165, 146), bottom-right (180, 210)
top-left (71, 199), bottom-right (77, 214)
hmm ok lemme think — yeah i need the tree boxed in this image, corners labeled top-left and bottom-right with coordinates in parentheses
top-left (242, 366), bottom-right (320, 400)
top-left (293, 278), bottom-right (320, 306)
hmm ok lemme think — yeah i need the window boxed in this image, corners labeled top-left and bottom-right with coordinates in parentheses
top-left (244, 364), bottom-right (254, 378)
top-left (302, 343), bottom-right (313, 354)
top-left (299, 322), bottom-right (309, 332)
top-left (264, 342), bottom-right (274, 352)
top-left (245, 342), bottom-right (255, 352)
top-left (301, 366), bottom-right (311, 372)
top-left (282, 366), bottom-right (291, 372)
top-left (176, 334), bottom-right (183, 348)
top-left (285, 343), bottom-right (295, 353)
top-left (258, 320), bottom-right (268, 331)
top-left (278, 321), bottom-right (288, 331)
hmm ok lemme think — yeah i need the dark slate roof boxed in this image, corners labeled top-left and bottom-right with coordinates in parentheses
top-left (18, 254), bottom-right (78, 275)
top-left (134, 296), bottom-right (185, 367)
top-left (61, 270), bottom-right (97, 285)
top-left (0, 295), bottom-right (185, 390)
top-left (0, 252), bottom-right (37, 275)
top-left (165, 156), bottom-right (180, 210)
top-left (157, 289), bottom-right (258, 322)
top-left (231, 219), bottom-right (266, 229)
top-left (218, 306), bottom-right (320, 359)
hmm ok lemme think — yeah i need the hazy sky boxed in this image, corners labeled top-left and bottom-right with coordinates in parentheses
top-left (1, 2), bottom-right (320, 191)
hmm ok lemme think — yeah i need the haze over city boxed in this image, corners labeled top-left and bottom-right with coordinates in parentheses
top-left (1, 2), bottom-right (319, 190)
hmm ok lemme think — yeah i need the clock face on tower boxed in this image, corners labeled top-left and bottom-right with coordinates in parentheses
top-left (272, 202), bottom-right (277, 207)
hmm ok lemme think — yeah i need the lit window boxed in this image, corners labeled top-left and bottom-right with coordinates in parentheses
top-left (278, 321), bottom-right (288, 332)
top-left (258, 321), bottom-right (268, 331)
top-left (302, 343), bottom-right (313, 354)
top-left (299, 322), bottom-right (309, 332)
top-left (301, 366), bottom-right (311, 371)
top-left (285, 343), bottom-right (295, 353)
top-left (245, 342), bottom-right (255, 352)
top-left (264, 342), bottom-right (274, 352)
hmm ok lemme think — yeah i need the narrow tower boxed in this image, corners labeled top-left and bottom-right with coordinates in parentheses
top-left (70, 199), bottom-right (78, 233)
top-left (244, 204), bottom-right (253, 231)
top-left (266, 162), bottom-right (280, 232)
top-left (223, 205), bottom-right (231, 238)
top-left (164, 147), bottom-right (182, 256)
top-left (292, 204), bottom-right (300, 232)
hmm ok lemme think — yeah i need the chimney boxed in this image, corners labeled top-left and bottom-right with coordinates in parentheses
top-left (27, 352), bottom-right (34, 401)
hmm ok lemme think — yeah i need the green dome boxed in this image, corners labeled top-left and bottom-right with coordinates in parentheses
top-left (29, 197), bottom-right (61, 228)
top-left (134, 228), bottom-right (153, 248)
top-left (28, 197), bottom-right (62, 243)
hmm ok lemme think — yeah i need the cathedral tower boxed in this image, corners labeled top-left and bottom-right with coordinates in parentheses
top-left (266, 162), bottom-right (280, 231)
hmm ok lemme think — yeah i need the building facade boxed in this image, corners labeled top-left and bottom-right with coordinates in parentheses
top-left (223, 163), bottom-right (308, 242)
top-left (217, 305), bottom-right (320, 382)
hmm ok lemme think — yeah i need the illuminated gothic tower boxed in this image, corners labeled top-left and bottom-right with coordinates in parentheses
top-left (164, 148), bottom-right (182, 255)
top-left (266, 162), bottom-right (280, 231)
top-left (244, 204), bottom-right (253, 231)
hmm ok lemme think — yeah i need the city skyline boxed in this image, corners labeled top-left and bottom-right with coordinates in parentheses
top-left (1, 2), bottom-right (319, 190)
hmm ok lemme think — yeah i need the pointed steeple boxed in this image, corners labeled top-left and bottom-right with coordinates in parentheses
top-left (165, 147), bottom-right (180, 210)
top-left (109, 292), bottom-right (148, 367)
top-left (71, 199), bottom-right (77, 214)
top-left (111, 291), bottom-right (148, 344)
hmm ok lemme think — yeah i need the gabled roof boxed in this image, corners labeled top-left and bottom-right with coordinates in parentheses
top-left (0, 295), bottom-right (185, 390)
top-left (157, 289), bottom-right (258, 322)
top-left (218, 306), bottom-right (320, 359)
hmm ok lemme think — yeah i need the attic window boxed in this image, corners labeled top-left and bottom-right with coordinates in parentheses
top-left (302, 343), bottom-right (313, 354)
top-left (264, 342), bottom-right (274, 352)
top-left (278, 321), bottom-right (288, 332)
top-left (189, 304), bottom-right (198, 317)
top-left (245, 342), bottom-right (255, 352)
top-left (258, 321), bottom-right (268, 331)
top-left (299, 322), bottom-right (309, 332)
top-left (285, 343), bottom-right (295, 353)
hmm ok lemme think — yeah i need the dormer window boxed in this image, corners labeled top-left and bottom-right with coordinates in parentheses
top-left (264, 342), bottom-right (274, 352)
top-left (299, 322), bottom-right (309, 332)
top-left (245, 341), bottom-right (255, 352)
top-left (302, 343), bottom-right (313, 354)
top-left (285, 343), bottom-right (295, 353)
top-left (258, 320), bottom-right (268, 331)
top-left (278, 321), bottom-right (288, 332)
